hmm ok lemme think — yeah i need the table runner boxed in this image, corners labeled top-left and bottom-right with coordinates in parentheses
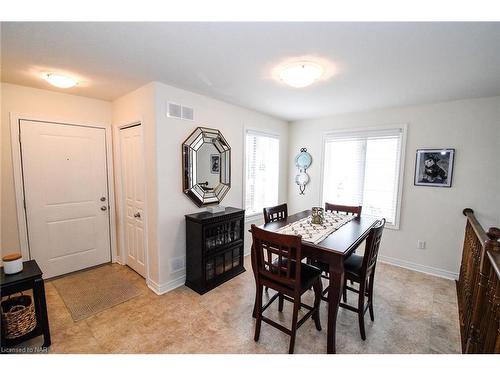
top-left (274, 212), bottom-right (355, 244)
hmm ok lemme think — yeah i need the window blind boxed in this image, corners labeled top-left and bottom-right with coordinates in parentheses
top-left (245, 131), bottom-right (280, 216)
top-left (322, 128), bottom-right (403, 225)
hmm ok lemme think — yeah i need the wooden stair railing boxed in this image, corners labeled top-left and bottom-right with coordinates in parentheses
top-left (457, 208), bottom-right (500, 353)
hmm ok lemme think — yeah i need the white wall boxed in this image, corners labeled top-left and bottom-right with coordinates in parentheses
top-left (111, 83), bottom-right (161, 287)
top-left (0, 83), bottom-right (112, 256)
top-left (5, 80), bottom-right (495, 286)
top-left (153, 81), bottom-right (288, 292)
top-left (288, 96), bottom-right (500, 278)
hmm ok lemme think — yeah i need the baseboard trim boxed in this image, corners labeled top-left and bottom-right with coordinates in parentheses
top-left (240, 252), bottom-right (458, 280)
top-left (378, 255), bottom-right (459, 280)
top-left (147, 274), bottom-right (186, 295)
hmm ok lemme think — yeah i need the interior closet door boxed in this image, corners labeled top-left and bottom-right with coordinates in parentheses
top-left (120, 124), bottom-right (146, 277)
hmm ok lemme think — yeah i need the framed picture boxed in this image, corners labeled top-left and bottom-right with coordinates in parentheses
top-left (414, 148), bottom-right (455, 187)
top-left (210, 154), bottom-right (220, 174)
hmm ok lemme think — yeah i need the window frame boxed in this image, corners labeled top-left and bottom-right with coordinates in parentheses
top-left (243, 128), bottom-right (281, 222)
top-left (319, 124), bottom-right (407, 230)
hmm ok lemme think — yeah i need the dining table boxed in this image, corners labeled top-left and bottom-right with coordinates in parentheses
top-left (254, 209), bottom-right (379, 354)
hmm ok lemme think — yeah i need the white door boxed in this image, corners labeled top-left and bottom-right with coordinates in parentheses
top-left (20, 120), bottom-right (111, 279)
top-left (120, 125), bottom-right (146, 277)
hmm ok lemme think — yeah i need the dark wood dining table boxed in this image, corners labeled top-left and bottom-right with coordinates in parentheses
top-left (256, 209), bottom-right (378, 354)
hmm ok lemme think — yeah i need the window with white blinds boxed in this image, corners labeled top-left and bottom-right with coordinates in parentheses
top-left (245, 131), bottom-right (280, 217)
top-left (322, 127), bottom-right (405, 227)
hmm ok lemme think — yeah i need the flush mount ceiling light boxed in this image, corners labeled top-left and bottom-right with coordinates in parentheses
top-left (278, 61), bottom-right (324, 88)
top-left (43, 73), bottom-right (78, 88)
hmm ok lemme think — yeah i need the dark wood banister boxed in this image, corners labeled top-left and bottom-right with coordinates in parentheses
top-left (462, 208), bottom-right (500, 275)
top-left (462, 208), bottom-right (488, 243)
top-left (458, 208), bottom-right (500, 353)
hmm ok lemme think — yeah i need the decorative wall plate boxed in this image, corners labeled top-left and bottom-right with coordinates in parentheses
top-left (295, 149), bottom-right (312, 170)
top-left (295, 172), bottom-right (310, 186)
top-left (294, 148), bottom-right (312, 195)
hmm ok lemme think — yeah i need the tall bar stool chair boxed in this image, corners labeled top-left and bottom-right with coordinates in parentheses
top-left (250, 224), bottom-right (323, 354)
top-left (340, 218), bottom-right (386, 340)
top-left (263, 203), bottom-right (288, 224)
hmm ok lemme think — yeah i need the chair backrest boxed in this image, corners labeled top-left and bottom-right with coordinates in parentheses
top-left (263, 203), bottom-right (288, 224)
top-left (324, 203), bottom-right (362, 217)
top-left (250, 224), bottom-right (302, 289)
top-left (361, 218), bottom-right (386, 273)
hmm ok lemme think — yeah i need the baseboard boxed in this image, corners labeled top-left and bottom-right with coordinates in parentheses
top-left (242, 251), bottom-right (458, 280)
top-left (378, 255), bottom-right (459, 280)
top-left (113, 256), bottom-right (125, 265)
top-left (147, 274), bottom-right (186, 295)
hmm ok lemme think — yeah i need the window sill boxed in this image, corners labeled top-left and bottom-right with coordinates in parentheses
top-left (245, 212), bottom-right (263, 223)
top-left (385, 223), bottom-right (399, 231)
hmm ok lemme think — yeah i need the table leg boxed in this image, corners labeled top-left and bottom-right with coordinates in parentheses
top-left (327, 261), bottom-right (344, 354)
top-left (33, 278), bottom-right (51, 348)
top-left (250, 245), bottom-right (258, 318)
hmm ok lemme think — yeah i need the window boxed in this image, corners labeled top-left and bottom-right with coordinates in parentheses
top-left (245, 131), bottom-right (280, 217)
top-left (321, 127), bottom-right (405, 228)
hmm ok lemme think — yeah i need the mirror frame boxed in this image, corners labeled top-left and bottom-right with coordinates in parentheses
top-left (182, 127), bottom-right (231, 207)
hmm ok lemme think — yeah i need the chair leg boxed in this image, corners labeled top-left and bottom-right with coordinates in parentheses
top-left (312, 279), bottom-right (322, 331)
top-left (358, 279), bottom-right (366, 341)
top-left (252, 283), bottom-right (260, 318)
top-left (368, 273), bottom-right (375, 322)
top-left (288, 295), bottom-right (300, 354)
top-left (342, 277), bottom-right (347, 303)
top-left (278, 293), bottom-right (284, 312)
top-left (254, 284), bottom-right (263, 341)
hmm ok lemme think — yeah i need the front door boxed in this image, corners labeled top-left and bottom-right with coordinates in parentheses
top-left (20, 120), bottom-right (112, 279)
top-left (119, 125), bottom-right (146, 277)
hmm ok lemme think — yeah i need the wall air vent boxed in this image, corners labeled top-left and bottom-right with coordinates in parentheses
top-left (181, 106), bottom-right (194, 121)
top-left (167, 102), bottom-right (182, 119)
top-left (167, 102), bottom-right (194, 121)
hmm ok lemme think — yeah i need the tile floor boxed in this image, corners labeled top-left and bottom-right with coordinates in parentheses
top-left (20, 256), bottom-right (461, 354)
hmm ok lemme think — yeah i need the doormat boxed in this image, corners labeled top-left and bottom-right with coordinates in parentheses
top-left (52, 265), bottom-right (142, 321)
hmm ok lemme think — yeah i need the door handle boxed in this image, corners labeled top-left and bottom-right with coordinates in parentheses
top-left (134, 212), bottom-right (141, 218)
top-left (101, 206), bottom-right (108, 211)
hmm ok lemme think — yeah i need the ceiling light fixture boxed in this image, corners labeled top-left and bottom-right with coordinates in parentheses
top-left (278, 61), bottom-right (324, 88)
top-left (43, 73), bottom-right (78, 88)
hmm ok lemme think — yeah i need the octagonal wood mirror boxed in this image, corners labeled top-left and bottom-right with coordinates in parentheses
top-left (182, 127), bottom-right (231, 207)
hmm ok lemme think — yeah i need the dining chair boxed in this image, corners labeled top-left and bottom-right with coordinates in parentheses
top-left (325, 203), bottom-right (362, 217)
top-left (313, 203), bottom-right (364, 296)
top-left (339, 218), bottom-right (385, 340)
top-left (250, 224), bottom-right (323, 354)
top-left (263, 203), bottom-right (288, 224)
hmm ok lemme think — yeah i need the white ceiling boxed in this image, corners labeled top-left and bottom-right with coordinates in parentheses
top-left (1, 22), bottom-right (499, 121)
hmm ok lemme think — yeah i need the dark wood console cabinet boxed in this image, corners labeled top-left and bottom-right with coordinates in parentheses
top-left (185, 207), bottom-right (245, 294)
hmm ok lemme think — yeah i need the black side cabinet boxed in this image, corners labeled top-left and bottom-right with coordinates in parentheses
top-left (185, 207), bottom-right (245, 294)
top-left (1, 260), bottom-right (51, 352)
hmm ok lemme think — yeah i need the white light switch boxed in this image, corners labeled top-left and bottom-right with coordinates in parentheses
top-left (417, 240), bottom-right (426, 249)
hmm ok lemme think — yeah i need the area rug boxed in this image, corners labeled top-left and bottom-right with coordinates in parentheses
top-left (52, 265), bottom-right (142, 321)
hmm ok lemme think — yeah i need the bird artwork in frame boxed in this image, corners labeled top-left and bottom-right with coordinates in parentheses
top-left (414, 148), bottom-right (455, 187)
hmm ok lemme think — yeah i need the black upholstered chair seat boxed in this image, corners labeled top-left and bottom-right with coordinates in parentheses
top-left (313, 253), bottom-right (363, 276)
top-left (344, 254), bottom-right (364, 276)
top-left (268, 258), bottom-right (322, 291)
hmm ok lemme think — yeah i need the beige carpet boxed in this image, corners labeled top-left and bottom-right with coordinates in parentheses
top-left (52, 265), bottom-right (142, 321)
